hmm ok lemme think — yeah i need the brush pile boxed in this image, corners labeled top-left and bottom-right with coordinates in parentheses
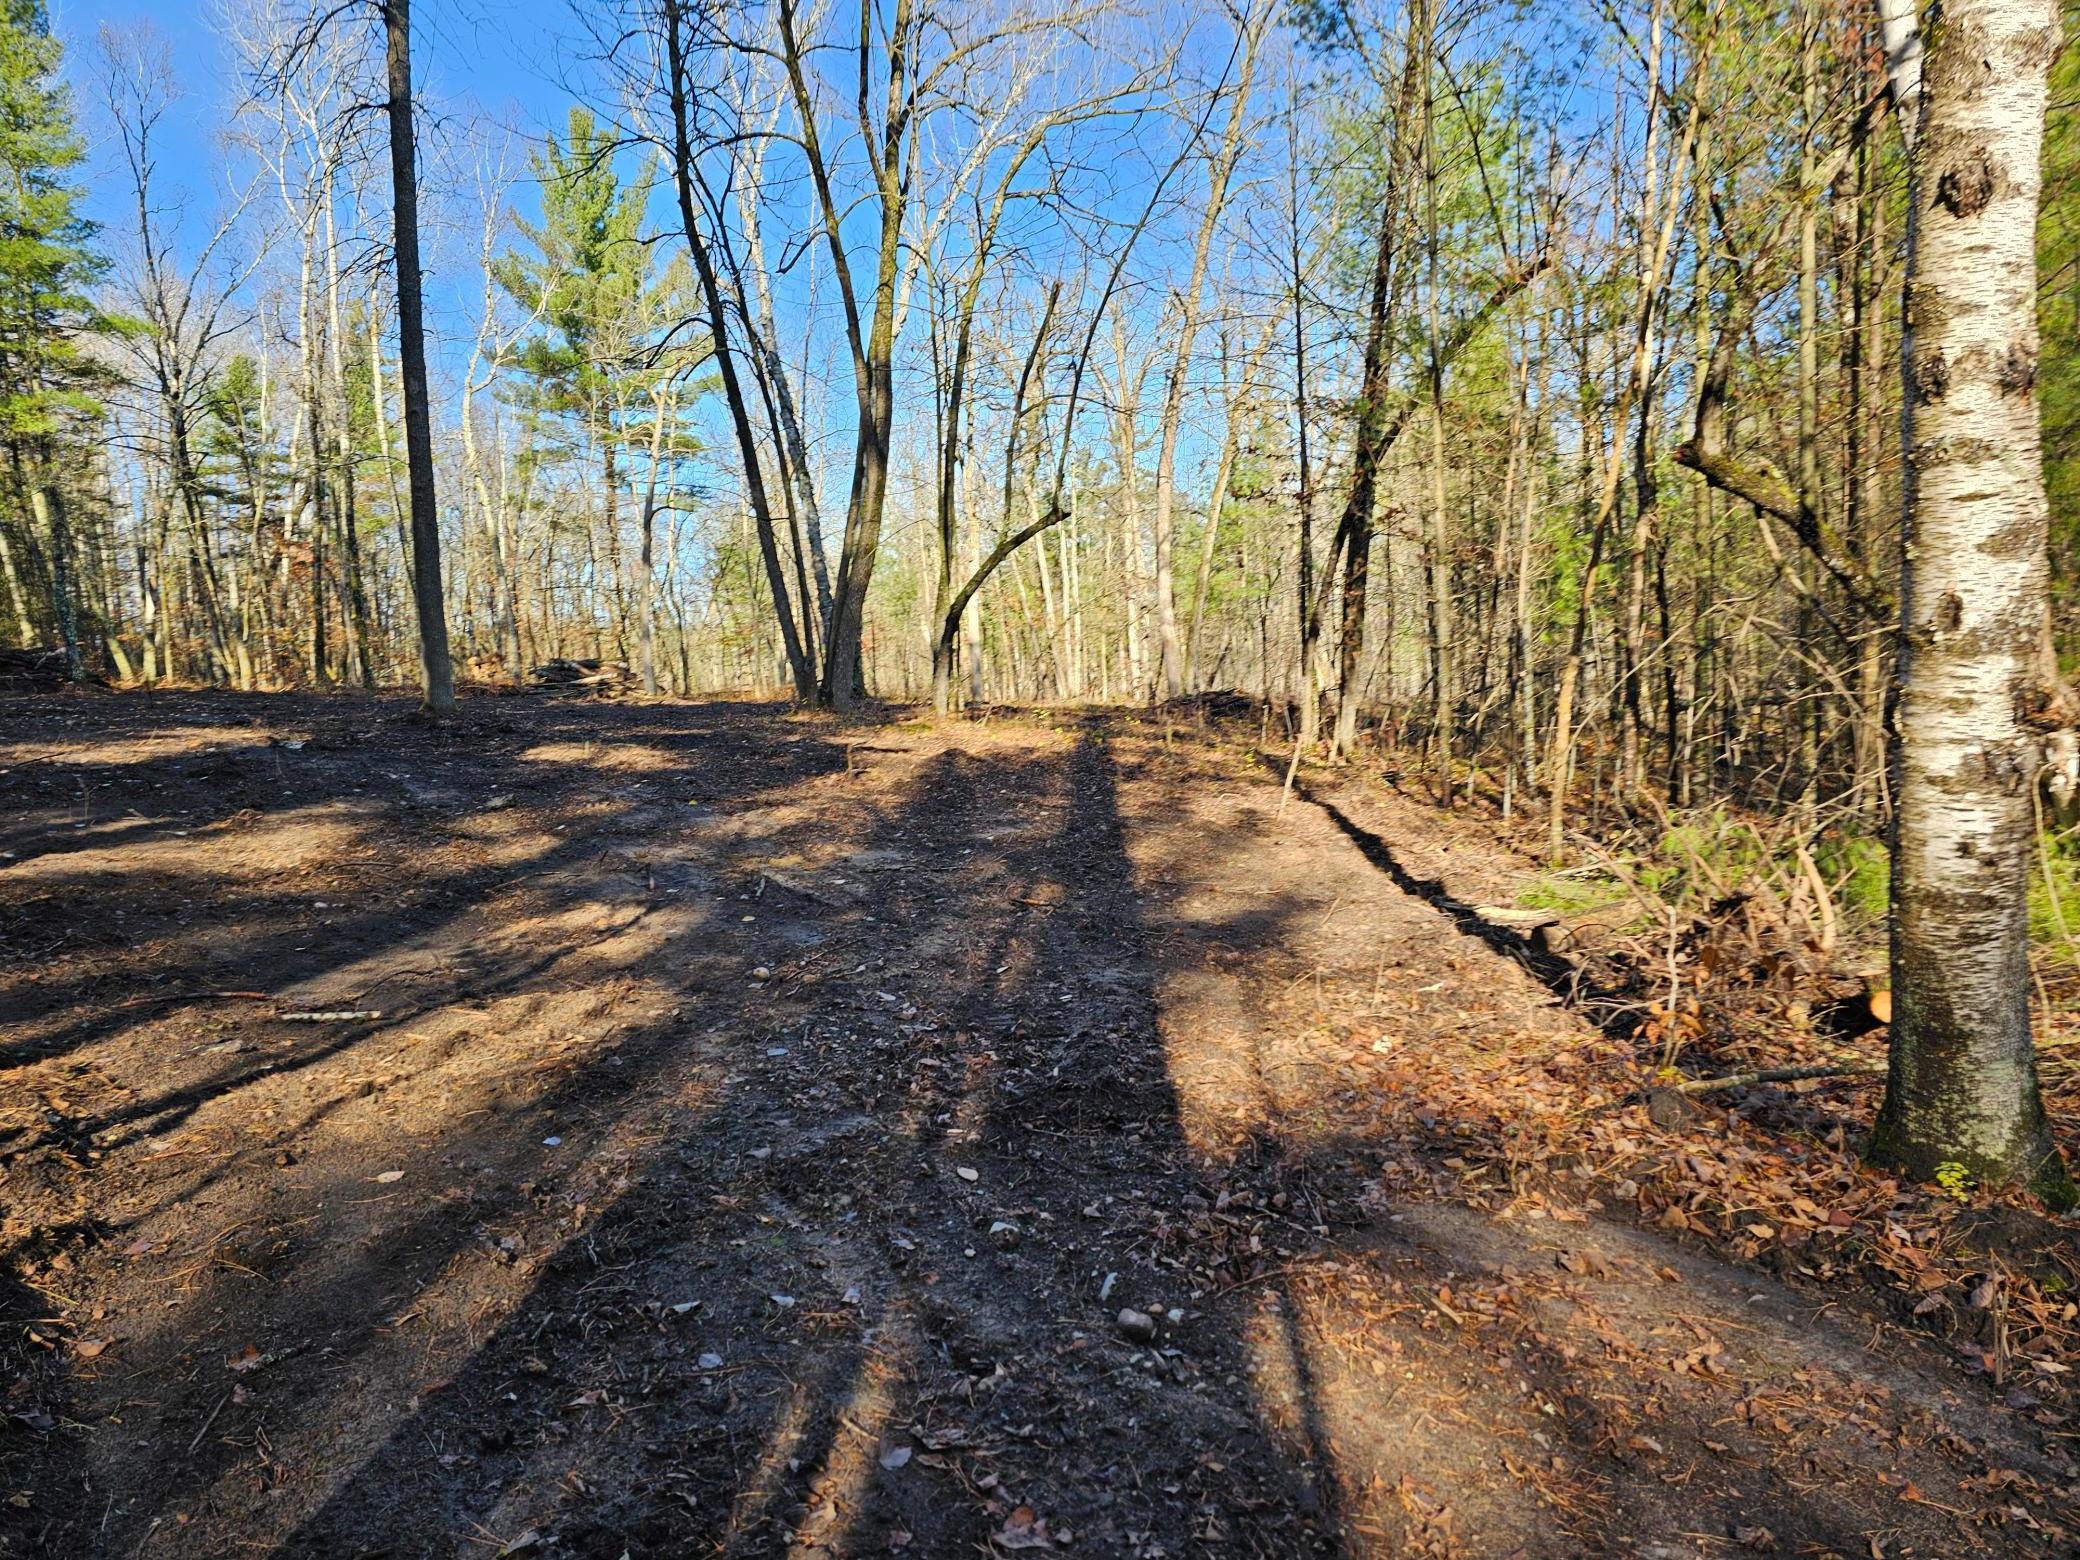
top-left (528, 657), bottom-right (637, 693)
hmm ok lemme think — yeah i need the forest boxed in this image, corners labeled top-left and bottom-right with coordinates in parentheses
top-left (4, 0), bottom-right (2080, 1552)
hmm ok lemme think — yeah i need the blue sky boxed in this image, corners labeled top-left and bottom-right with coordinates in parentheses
top-left (49, 0), bottom-right (609, 393)
top-left (53, 0), bottom-right (585, 193)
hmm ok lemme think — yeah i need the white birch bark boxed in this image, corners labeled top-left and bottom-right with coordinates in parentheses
top-left (1875, 0), bottom-right (2069, 1201)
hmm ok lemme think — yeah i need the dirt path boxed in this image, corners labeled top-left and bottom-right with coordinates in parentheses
top-left (0, 695), bottom-right (2068, 1558)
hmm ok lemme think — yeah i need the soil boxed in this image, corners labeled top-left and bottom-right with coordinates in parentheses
top-left (0, 691), bottom-right (2073, 1559)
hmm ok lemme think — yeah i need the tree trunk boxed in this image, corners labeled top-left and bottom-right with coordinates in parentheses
top-left (1329, 0), bottom-right (1431, 759)
top-left (29, 480), bottom-right (81, 680)
top-left (323, 180), bottom-right (375, 690)
top-left (382, 0), bottom-right (455, 715)
top-left (661, 0), bottom-right (815, 700)
top-left (1149, 15), bottom-right (1262, 702)
top-left (1871, 0), bottom-right (2071, 1203)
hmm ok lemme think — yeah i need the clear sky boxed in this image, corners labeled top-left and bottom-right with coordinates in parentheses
top-left (54, 0), bottom-right (586, 201)
top-left (49, 0), bottom-right (595, 377)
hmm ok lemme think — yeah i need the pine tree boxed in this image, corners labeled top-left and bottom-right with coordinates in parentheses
top-left (494, 108), bottom-right (654, 458)
top-left (495, 107), bottom-right (674, 663)
top-left (0, 0), bottom-right (114, 677)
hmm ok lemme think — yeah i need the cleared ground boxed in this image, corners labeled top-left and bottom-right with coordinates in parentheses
top-left (0, 692), bottom-right (2069, 1558)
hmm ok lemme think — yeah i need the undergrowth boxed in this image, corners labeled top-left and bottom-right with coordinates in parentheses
top-left (1515, 805), bottom-right (2080, 976)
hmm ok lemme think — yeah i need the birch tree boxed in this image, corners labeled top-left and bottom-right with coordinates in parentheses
top-left (1869, 0), bottom-right (2072, 1202)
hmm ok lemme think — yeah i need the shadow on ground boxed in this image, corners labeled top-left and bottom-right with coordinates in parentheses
top-left (0, 696), bottom-right (2059, 1558)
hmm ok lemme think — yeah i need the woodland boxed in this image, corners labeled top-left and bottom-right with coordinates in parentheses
top-left (4, 0), bottom-right (2080, 1552)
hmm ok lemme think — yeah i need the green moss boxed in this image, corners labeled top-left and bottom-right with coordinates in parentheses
top-left (2034, 1158), bottom-right (2079, 1214)
top-left (1816, 831), bottom-right (1890, 923)
top-left (1869, 1111), bottom-right (2078, 1214)
top-left (1515, 872), bottom-right (1627, 916)
top-left (2027, 828), bottom-right (2080, 969)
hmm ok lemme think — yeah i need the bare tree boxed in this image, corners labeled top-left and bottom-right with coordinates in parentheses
top-left (377, 0), bottom-right (454, 712)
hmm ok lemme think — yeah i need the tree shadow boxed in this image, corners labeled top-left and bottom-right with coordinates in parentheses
top-left (0, 694), bottom-right (849, 1555)
top-left (252, 724), bottom-right (1347, 1559)
top-left (1, 699), bottom-right (2047, 1559)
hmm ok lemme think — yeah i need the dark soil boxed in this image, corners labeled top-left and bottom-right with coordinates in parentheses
top-left (0, 692), bottom-right (2071, 1558)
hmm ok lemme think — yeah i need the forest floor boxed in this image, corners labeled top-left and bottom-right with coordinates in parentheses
top-left (1, 690), bottom-right (2076, 1560)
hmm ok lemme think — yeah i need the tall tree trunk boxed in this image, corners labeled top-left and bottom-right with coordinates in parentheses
top-left (1795, 0), bottom-right (1823, 814)
top-left (1329, 0), bottom-right (1431, 758)
top-left (29, 478), bottom-right (81, 680)
top-left (1289, 96), bottom-right (1322, 749)
top-left (382, 0), bottom-right (455, 714)
top-left (1548, 0), bottom-right (1702, 857)
top-left (323, 180), bottom-right (374, 690)
top-left (1149, 12), bottom-right (1262, 702)
top-left (661, 0), bottom-right (814, 700)
top-left (636, 382), bottom-right (669, 696)
top-left (1422, 92), bottom-right (1453, 795)
top-left (1871, 0), bottom-right (2071, 1203)
top-left (786, 0), bottom-right (914, 709)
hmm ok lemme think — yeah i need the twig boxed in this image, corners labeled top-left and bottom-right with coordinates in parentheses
top-left (1664, 1060), bottom-right (1883, 1094)
top-left (115, 991), bottom-right (270, 1010)
top-left (185, 1392), bottom-right (229, 1456)
top-left (1276, 732), bottom-right (1304, 819)
top-left (1794, 843), bottom-right (1839, 957)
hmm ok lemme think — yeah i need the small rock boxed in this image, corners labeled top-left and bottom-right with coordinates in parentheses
top-left (1645, 1086), bottom-right (1697, 1130)
top-left (989, 1221), bottom-right (1021, 1250)
top-left (1116, 1307), bottom-right (1158, 1342)
top-left (697, 1352), bottom-right (724, 1370)
top-left (751, 966), bottom-right (773, 982)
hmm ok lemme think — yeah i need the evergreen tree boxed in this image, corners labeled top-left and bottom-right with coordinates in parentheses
top-left (494, 107), bottom-right (655, 468)
top-left (0, 0), bottom-right (114, 676)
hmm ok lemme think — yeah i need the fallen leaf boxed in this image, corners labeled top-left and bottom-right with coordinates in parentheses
top-left (995, 1506), bottom-right (1053, 1551)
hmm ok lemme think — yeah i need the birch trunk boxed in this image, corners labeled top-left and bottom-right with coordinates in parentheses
top-left (1871, 0), bottom-right (2070, 1202)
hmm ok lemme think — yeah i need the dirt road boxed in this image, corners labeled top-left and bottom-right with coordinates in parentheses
top-left (0, 695), bottom-right (2069, 1557)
